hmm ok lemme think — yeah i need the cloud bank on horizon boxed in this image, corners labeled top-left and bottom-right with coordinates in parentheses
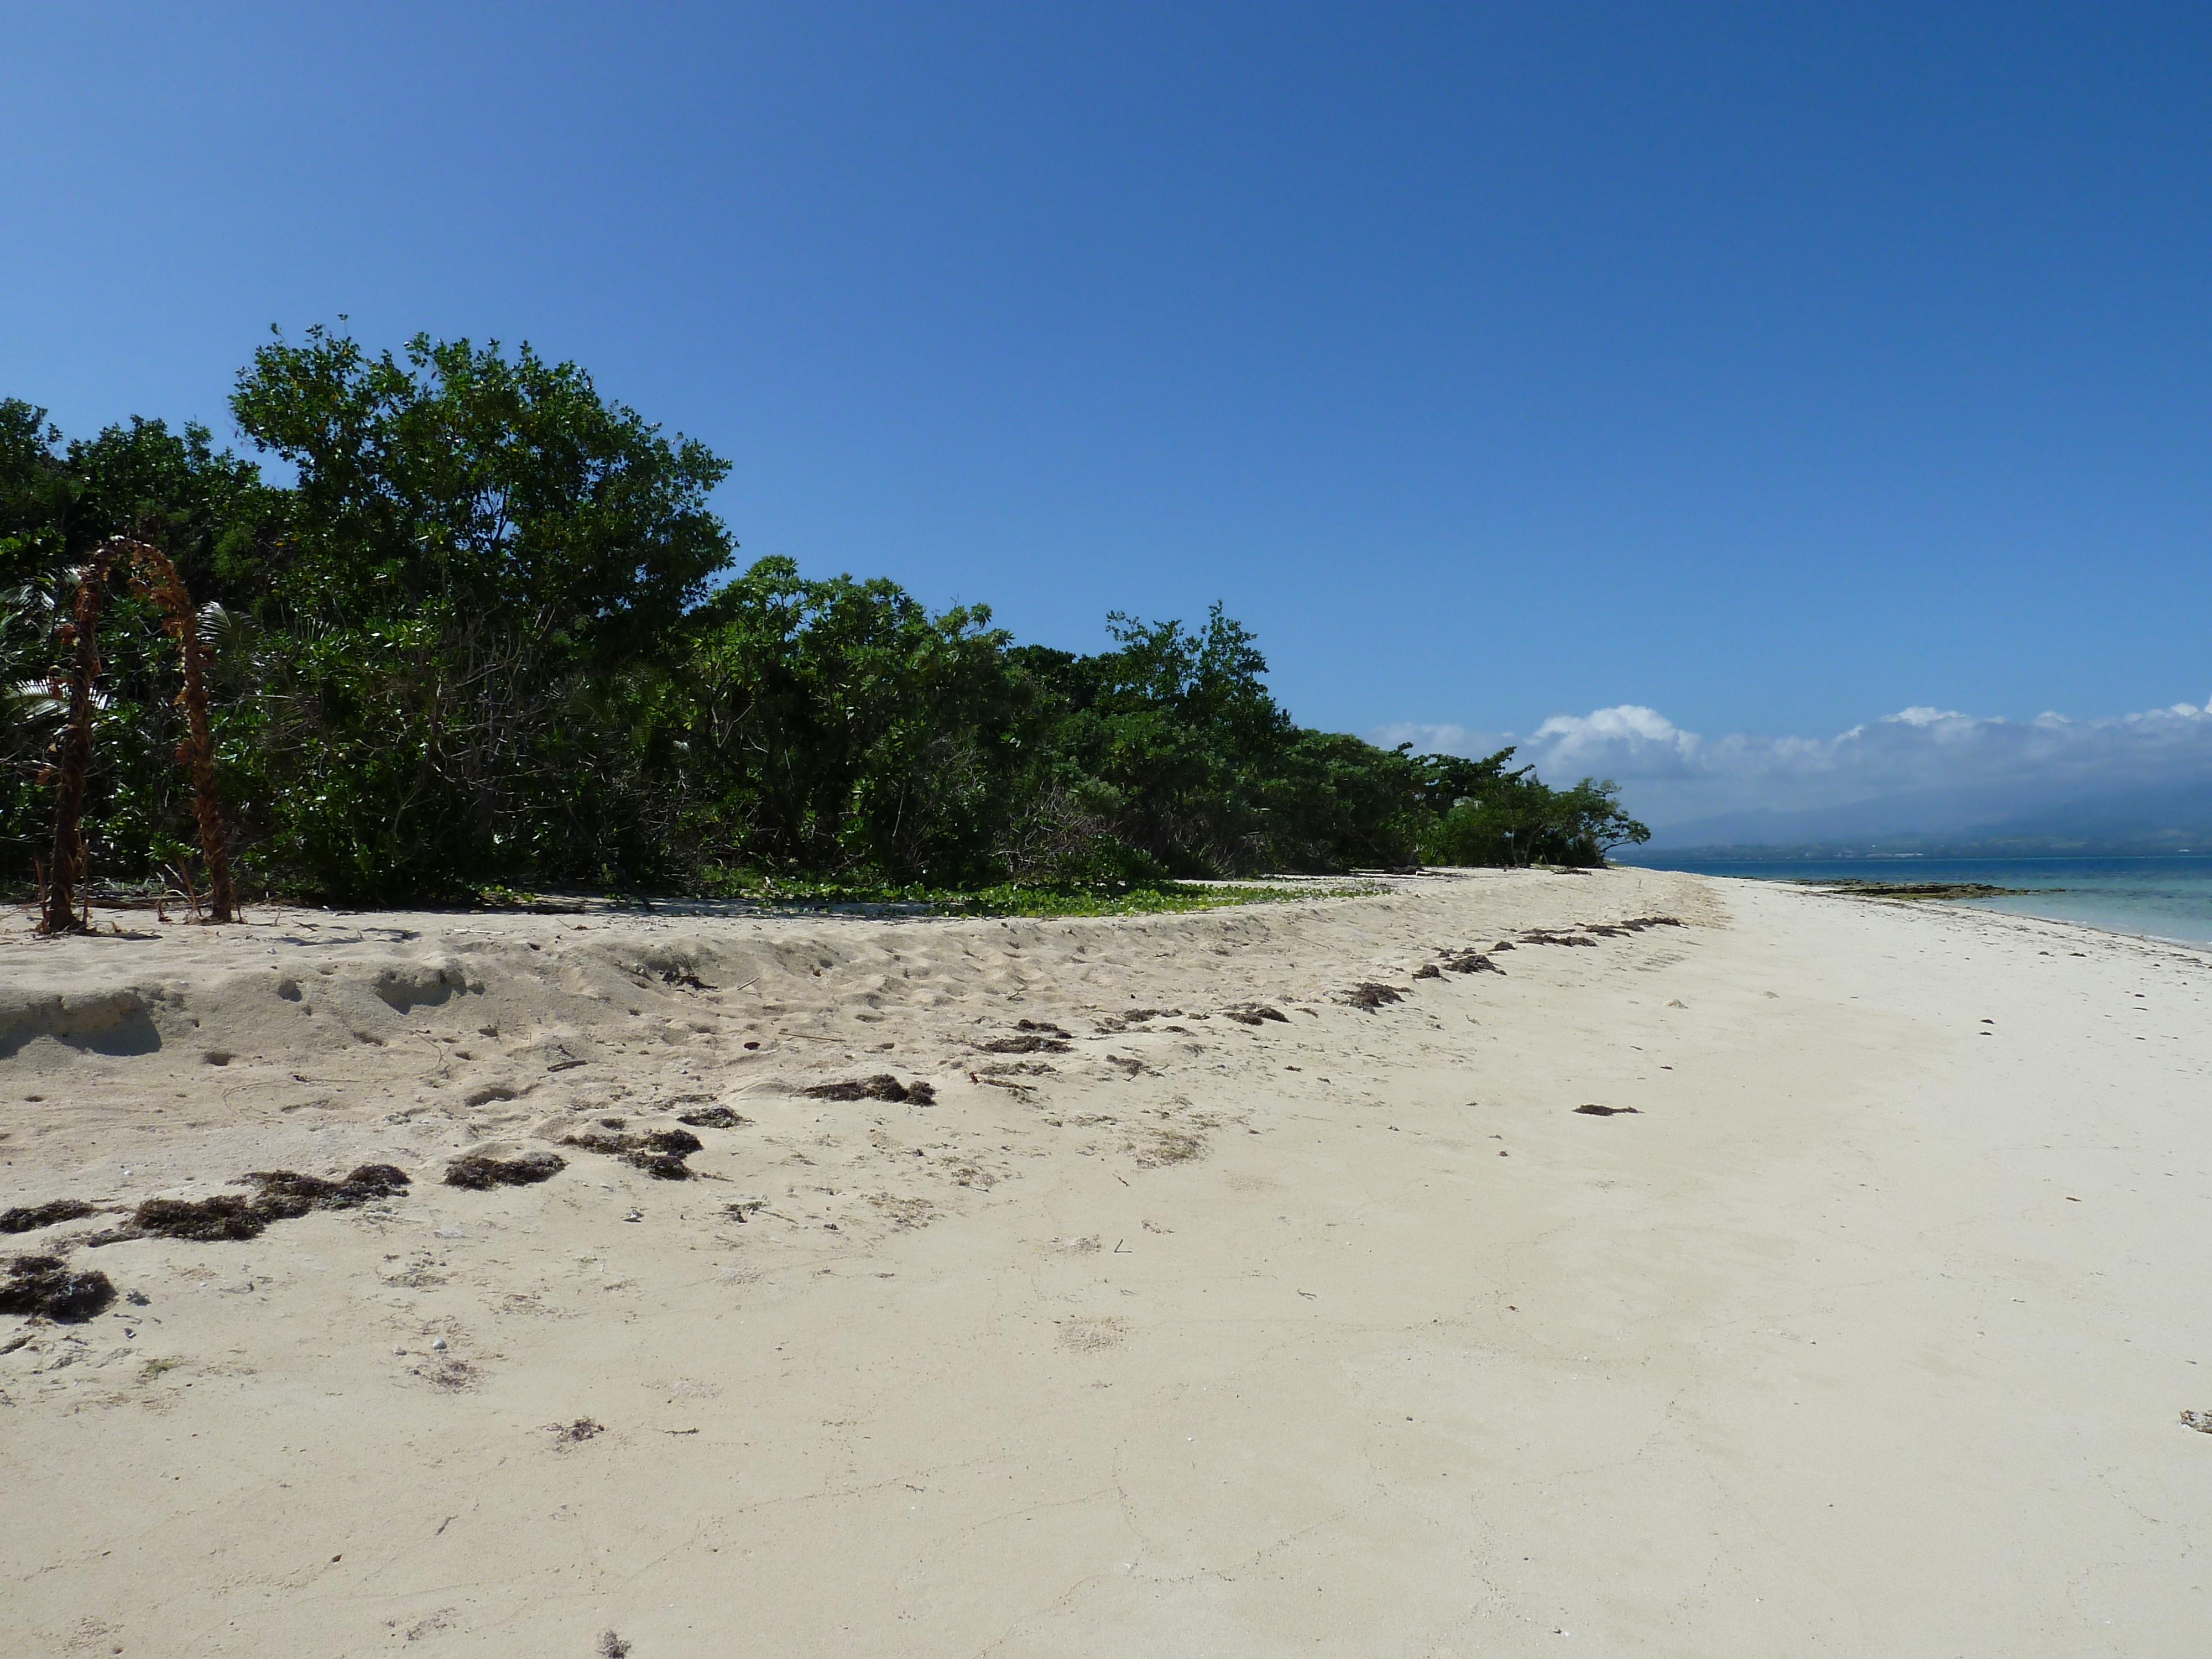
top-left (1373, 697), bottom-right (2212, 836)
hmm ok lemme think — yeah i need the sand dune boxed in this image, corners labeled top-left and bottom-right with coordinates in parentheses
top-left (4, 868), bottom-right (2210, 1656)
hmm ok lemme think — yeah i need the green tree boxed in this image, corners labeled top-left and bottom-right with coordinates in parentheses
top-left (664, 556), bottom-right (1026, 883)
top-left (226, 326), bottom-right (734, 896)
top-left (1414, 748), bottom-right (1649, 867)
top-left (1, 406), bottom-right (279, 888)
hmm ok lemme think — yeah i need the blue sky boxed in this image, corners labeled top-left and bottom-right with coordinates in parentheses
top-left (5, 4), bottom-right (2209, 825)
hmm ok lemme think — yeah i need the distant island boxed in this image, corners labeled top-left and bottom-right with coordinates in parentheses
top-left (1622, 836), bottom-right (2206, 864)
top-left (1609, 772), bottom-right (2212, 865)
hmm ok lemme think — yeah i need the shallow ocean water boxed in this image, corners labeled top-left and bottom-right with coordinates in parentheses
top-left (1627, 854), bottom-right (2212, 948)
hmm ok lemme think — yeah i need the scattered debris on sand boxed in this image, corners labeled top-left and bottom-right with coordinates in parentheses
top-left (868, 1193), bottom-right (936, 1228)
top-left (444, 1150), bottom-right (566, 1190)
top-left (2182, 1409), bottom-right (2212, 1434)
top-left (1, 1254), bottom-right (117, 1320)
top-left (0, 1198), bottom-right (99, 1234)
top-left (551, 1417), bottom-right (604, 1443)
top-left (1131, 1128), bottom-right (1205, 1167)
top-left (410, 1355), bottom-right (477, 1389)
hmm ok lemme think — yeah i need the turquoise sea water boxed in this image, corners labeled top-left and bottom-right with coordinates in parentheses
top-left (1629, 854), bottom-right (2212, 948)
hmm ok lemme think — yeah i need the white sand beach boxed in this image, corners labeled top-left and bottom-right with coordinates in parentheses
top-left (4, 868), bottom-right (2210, 1656)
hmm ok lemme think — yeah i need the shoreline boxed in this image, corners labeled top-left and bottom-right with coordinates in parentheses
top-left (6, 868), bottom-right (2210, 1655)
top-left (1781, 880), bottom-right (2212, 958)
top-left (1631, 855), bottom-right (2212, 952)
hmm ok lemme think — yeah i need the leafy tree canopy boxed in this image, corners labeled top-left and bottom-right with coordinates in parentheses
top-left (3, 328), bottom-right (1647, 900)
top-left (231, 326), bottom-right (732, 663)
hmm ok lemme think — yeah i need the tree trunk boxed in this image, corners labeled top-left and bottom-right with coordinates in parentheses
top-left (126, 537), bottom-right (237, 923)
top-left (39, 549), bottom-right (114, 936)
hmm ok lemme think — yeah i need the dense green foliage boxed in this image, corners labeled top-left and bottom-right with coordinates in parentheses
top-left (2, 328), bottom-right (1647, 903)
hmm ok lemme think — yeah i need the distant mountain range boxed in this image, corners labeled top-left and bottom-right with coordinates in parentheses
top-left (1621, 778), bottom-right (2212, 860)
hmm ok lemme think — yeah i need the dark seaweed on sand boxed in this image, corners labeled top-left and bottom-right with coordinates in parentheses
top-left (92, 1164), bottom-right (416, 1244)
top-left (1094, 1007), bottom-right (1180, 1032)
top-left (802, 1074), bottom-right (937, 1104)
top-left (676, 1105), bottom-right (753, 1129)
top-left (974, 1033), bottom-right (1072, 1054)
top-left (1220, 1004), bottom-right (1290, 1025)
top-left (445, 1150), bottom-right (566, 1190)
top-left (242, 1164), bottom-right (411, 1218)
top-left (1342, 982), bottom-right (1406, 1010)
top-left (560, 1124), bottom-right (706, 1179)
top-left (1, 1254), bottom-right (117, 1321)
top-left (127, 1194), bottom-right (268, 1241)
top-left (0, 1198), bottom-right (99, 1234)
top-left (1438, 951), bottom-right (1503, 974)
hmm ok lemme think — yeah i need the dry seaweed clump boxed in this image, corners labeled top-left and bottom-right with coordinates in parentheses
top-left (1131, 1129), bottom-right (1205, 1168)
top-left (122, 1194), bottom-right (268, 1242)
top-left (1, 1254), bottom-right (117, 1321)
top-left (1342, 982), bottom-right (1406, 1010)
top-left (802, 1075), bottom-right (937, 1104)
top-left (975, 1035), bottom-right (1070, 1055)
top-left (445, 1150), bottom-right (566, 1190)
top-left (677, 1105), bottom-right (753, 1129)
top-left (242, 1165), bottom-right (411, 1218)
top-left (0, 1198), bottom-right (99, 1234)
top-left (1220, 1004), bottom-right (1290, 1025)
top-left (1095, 1006), bottom-right (1180, 1032)
top-left (88, 1163), bottom-right (414, 1246)
top-left (1438, 950), bottom-right (1503, 975)
top-left (560, 1125), bottom-right (703, 1178)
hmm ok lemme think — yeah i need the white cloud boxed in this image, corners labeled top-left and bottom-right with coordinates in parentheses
top-left (1371, 698), bottom-right (2212, 834)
